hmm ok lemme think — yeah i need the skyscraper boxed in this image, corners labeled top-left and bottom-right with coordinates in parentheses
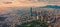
top-left (30, 7), bottom-right (33, 17)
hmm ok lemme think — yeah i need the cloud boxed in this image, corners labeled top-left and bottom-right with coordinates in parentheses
top-left (0, 0), bottom-right (60, 7)
top-left (47, 0), bottom-right (60, 5)
top-left (0, 0), bottom-right (47, 7)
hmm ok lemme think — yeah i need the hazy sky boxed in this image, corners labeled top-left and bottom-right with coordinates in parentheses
top-left (0, 0), bottom-right (60, 7)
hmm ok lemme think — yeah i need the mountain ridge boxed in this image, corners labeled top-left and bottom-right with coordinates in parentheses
top-left (40, 5), bottom-right (60, 9)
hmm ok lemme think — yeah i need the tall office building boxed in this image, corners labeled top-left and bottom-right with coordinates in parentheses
top-left (30, 7), bottom-right (33, 17)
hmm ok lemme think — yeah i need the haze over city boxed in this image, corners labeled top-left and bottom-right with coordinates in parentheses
top-left (0, 0), bottom-right (60, 27)
top-left (0, 0), bottom-right (60, 7)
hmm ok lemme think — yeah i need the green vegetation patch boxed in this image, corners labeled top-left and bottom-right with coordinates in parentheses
top-left (21, 21), bottom-right (48, 27)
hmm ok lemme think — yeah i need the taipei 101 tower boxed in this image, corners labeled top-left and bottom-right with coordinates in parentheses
top-left (30, 7), bottom-right (33, 17)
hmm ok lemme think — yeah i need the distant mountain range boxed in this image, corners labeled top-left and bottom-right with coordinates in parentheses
top-left (40, 5), bottom-right (60, 9)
